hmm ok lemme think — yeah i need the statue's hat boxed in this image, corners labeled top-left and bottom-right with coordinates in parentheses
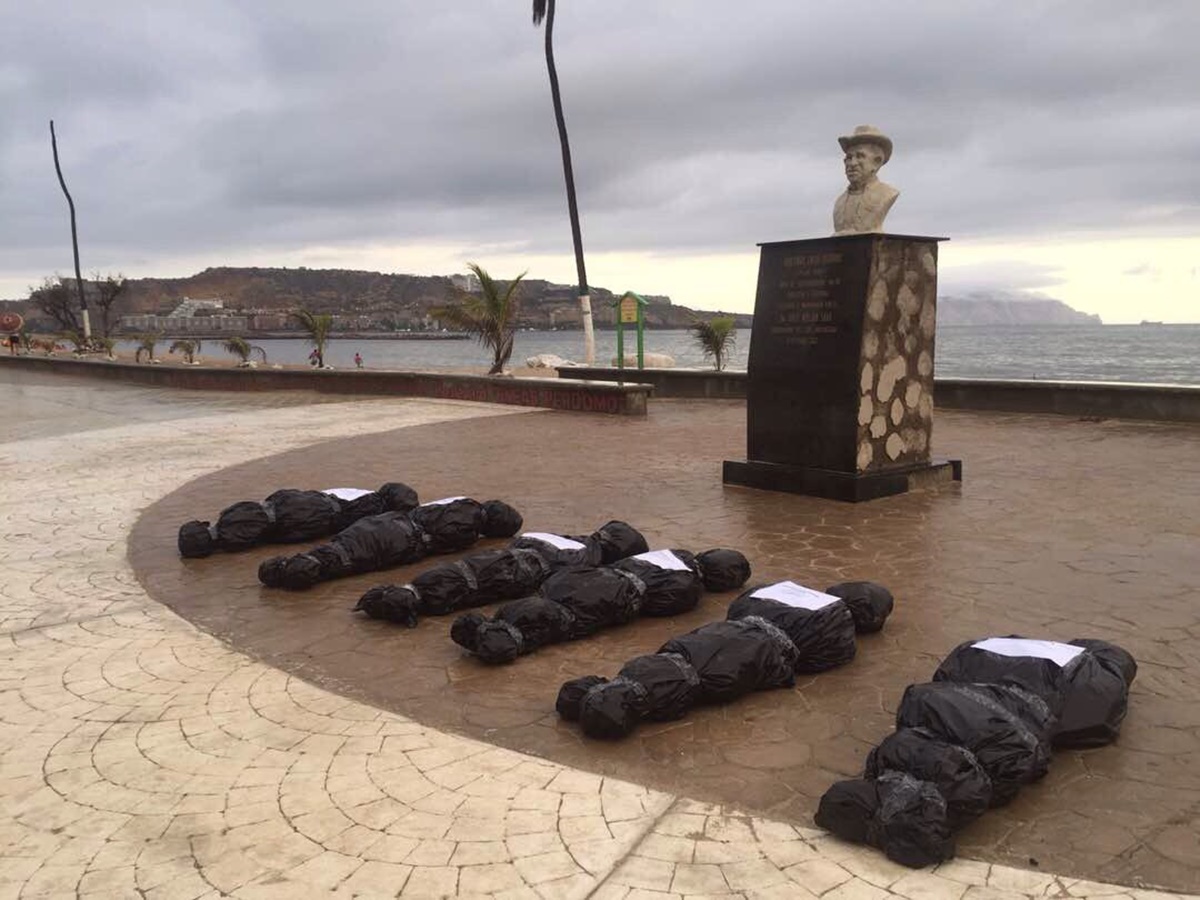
top-left (838, 125), bottom-right (892, 163)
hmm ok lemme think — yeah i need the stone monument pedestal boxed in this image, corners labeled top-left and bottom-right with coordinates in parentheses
top-left (723, 233), bottom-right (962, 502)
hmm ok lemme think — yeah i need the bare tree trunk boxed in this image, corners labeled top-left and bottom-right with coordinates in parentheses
top-left (50, 120), bottom-right (90, 340)
top-left (542, 0), bottom-right (594, 364)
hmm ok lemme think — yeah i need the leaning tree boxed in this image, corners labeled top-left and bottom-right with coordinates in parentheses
top-left (532, 0), bottom-right (594, 365)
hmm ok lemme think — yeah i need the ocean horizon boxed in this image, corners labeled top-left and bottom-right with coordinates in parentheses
top-left (118, 323), bottom-right (1200, 387)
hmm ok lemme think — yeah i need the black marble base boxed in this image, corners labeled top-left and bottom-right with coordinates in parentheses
top-left (722, 457), bottom-right (963, 503)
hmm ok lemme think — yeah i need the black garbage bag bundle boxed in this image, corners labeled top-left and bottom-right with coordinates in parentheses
top-left (258, 510), bottom-right (426, 590)
top-left (356, 548), bottom-right (551, 626)
top-left (726, 581), bottom-right (860, 673)
top-left (178, 482), bottom-right (419, 558)
top-left (932, 636), bottom-right (1138, 748)
top-left (695, 548), bottom-right (753, 592)
top-left (355, 520), bottom-right (650, 625)
top-left (452, 546), bottom-right (751, 665)
top-left (815, 772), bottom-right (956, 868)
top-left (556, 616), bottom-right (797, 739)
top-left (895, 681), bottom-right (1056, 806)
top-left (508, 532), bottom-right (605, 569)
top-left (825, 581), bottom-right (895, 634)
top-left (566, 520), bottom-right (650, 565)
top-left (409, 496), bottom-right (523, 554)
top-left (259, 495), bottom-right (522, 591)
top-left (864, 728), bottom-right (993, 827)
top-left (817, 635), bottom-right (1137, 869)
top-left (610, 549), bottom-right (704, 616)
top-left (451, 565), bottom-right (646, 663)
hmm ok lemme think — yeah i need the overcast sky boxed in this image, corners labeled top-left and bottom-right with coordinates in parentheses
top-left (3, 0), bottom-right (1198, 321)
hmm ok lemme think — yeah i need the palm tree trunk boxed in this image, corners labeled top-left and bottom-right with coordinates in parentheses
top-left (49, 121), bottom-right (91, 340)
top-left (541, 0), bottom-right (595, 364)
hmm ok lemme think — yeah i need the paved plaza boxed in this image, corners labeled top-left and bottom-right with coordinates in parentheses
top-left (1, 365), bottom-right (1198, 899)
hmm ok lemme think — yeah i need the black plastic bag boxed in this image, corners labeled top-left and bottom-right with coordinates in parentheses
top-left (895, 681), bottom-right (1055, 806)
top-left (259, 510), bottom-right (426, 589)
top-left (611, 549), bottom-right (703, 616)
top-left (825, 581), bottom-right (895, 634)
top-left (660, 617), bottom-right (797, 703)
top-left (449, 566), bottom-right (645, 664)
top-left (480, 499), bottom-right (525, 538)
top-left (933, 636), bottom-right (1136, 748)
top-left (556, 675), bottom-right (608, 721)
top-left (509, 532), bottom-right (604, 569)
top-left (450, 597), bottom-right (576, 664)
top-left (451, 550), bottom-right (744, 666)
top-left (695, 549), bottom-right (753, 592)
top-left (357, 521), bottom-right (647, 627)
top-left (357, 546), bottom-right (550, 625)
top-left (569, 653), bottom-right (702, 739)
top-left (411, 497), bottom-right (491, 554)
top-left (353, 584), bottom-right (422, 627)
top-left (568, 520), bottom-right (650, 565)
top-left (558, 618), bottom-right (797, 740)
top-left (727, 581), bottom-right (858, 673)
top-left (816, 773), bottom-right (955, 868)
top-left (864, 727), bottom-right (992, 827)
top-left (179, 482), bottom-right (419, 558)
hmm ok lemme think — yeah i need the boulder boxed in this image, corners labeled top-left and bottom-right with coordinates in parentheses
top-left (612, 352), bottom-right (675, 368)
top-left (526, 353), bottom-right (576, 368)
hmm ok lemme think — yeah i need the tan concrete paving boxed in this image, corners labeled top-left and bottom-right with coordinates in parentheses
top-left (1, 368), bottom-right (1196, 899)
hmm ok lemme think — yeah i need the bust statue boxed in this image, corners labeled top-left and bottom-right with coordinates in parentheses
top-left (833, 125), bottom-right (899, 234)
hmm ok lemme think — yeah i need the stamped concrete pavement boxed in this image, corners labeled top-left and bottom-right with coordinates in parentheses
top-left (0, 367), bottom-right (1196, 899)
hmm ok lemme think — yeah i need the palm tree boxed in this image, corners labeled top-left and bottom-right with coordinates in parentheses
top-left (432, 263), bottom-right (525, 375)
top-left (169, 338), bottom-right (202, 365)
top-left (532, 0), bottom-right (594, 365)
top-left (690, 316), bottom-right (738, 371)
top-left (291, 309), bottom-right (334, 368)
top-left (134, 333), bottom-right (160, 363)
top-left (223, 336), bottom-right (267, 367)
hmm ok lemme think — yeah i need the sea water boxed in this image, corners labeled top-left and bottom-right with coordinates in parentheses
top-left (120, 324), bottom-right (1200, 386)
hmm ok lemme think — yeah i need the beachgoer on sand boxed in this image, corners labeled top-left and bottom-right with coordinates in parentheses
top-left (355, 352), bottom-right (363, 369)
top-left (308, 349), bottom-right (318, 366)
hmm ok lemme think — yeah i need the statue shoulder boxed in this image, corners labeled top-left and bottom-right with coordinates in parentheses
top-left (868, 180), bottom-right (899, 204)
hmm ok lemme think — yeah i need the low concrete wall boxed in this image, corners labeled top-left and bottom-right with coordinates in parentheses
top-left (558, 366), bottom-right (748, 399)
top-left (0, 356), bottom-right (651, 416)
top-left (933, 378), bottom-right (1200, 423)
top-left (556, 366), bottom-right (1200, 423)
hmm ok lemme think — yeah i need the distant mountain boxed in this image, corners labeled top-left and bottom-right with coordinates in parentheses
top-left (938, 292), bottom-right (1102, 326)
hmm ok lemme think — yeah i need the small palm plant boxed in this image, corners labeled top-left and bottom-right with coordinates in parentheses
top-left (223, 336), bottom-right (267, 367)
top-left (690, 316), bottom-right (738, 371)
top-left (291, 309), bottom-right (334, 368)
top-left (169, 338), bottom-right (202, 364)
top-left (432, 263), bottom-right (525, 375)
top-left (134, 333), bottom-right (161, 363)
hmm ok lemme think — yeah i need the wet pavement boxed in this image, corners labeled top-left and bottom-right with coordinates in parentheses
top-left (126, 395), bottom-right (1200, 892)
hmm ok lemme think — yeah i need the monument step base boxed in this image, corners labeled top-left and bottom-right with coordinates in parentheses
top-left (722, 458), bottom-right (963, 502)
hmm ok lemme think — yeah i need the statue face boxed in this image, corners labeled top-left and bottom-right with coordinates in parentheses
top-left (844, 144), bottom-right (884, 189)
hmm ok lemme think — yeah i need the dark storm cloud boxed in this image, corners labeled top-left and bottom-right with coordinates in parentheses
top-left (2, 0), bottom-right (1198, 286)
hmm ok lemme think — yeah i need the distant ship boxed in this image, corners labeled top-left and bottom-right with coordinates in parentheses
top-left (1139, 320), bottom-right (1164, 326)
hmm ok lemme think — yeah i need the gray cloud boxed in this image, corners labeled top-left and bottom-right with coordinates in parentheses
top-left (3, 0), bottom-right (1199, 292)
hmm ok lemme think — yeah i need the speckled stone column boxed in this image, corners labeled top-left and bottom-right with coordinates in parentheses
top-left (724, 233), bottom-right (960, 501)
top-left (856, 237), bottom-right (939, 472)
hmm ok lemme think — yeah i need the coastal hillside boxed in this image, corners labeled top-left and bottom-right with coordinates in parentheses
top-left (5, 268), bottom-right (1101, 332)
top-left (99, 267), bottom-right (753, 331)
top-left (939, 293), bottom-right (1102, 325)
